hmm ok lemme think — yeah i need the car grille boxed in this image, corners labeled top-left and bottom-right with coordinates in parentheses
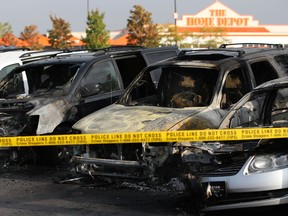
top-left (198, 160), bottom-right (246, 177)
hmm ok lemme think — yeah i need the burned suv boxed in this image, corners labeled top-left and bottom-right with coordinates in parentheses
top-left (72, 44), bottom-right (288, 181)
top-left (0, 46), bottom-right (179, 162)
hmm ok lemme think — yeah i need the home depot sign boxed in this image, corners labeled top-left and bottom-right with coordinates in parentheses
top-left (177, 1), bottom-right (259, 28)
top-left (186, 9), bottom-right (249, 27)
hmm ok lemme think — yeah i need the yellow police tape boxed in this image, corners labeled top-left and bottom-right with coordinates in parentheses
top-left (0, 127), bottom-right (287, 147)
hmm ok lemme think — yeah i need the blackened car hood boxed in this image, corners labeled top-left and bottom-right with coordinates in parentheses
top-left (72, 104), bottom-right (206, 134)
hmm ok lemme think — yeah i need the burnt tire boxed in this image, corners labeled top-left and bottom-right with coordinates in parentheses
top-left (155, 154), bottom-right (186, 183)
top-left (33, 124), bottom-right (73, 166)
top-left (33, 146), bottom-right (59, 166)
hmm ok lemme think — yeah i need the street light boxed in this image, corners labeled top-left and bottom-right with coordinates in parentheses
top-left (173, 0), bottom-right (178, 45)
top-left (87, 0), bottom-right (90, 16)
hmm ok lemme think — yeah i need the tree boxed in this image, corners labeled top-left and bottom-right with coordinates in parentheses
top-left (0, 22), bottom-right (12, 38)
top-left (194, 27), bottom-right (231, 48)
top-left (158, 24), bottom-right (194, 48)
top-left (20, 25), bottom-right (42, 50)
top-left (1, 32), bottom-right (18, 46)
top-left (0, 22), bottom-right (17, 46)
top-left (48, 15), bottom-right (72, 49)
top-left (82, 9), bottom-right (110, 49)
top-left (127, 5), bottom-right (160, 47)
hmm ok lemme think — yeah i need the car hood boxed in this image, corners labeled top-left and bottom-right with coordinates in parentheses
top-left (0, 96), bottom-right (72, 135)
top-left (73, 104), bottom-right (206, 134)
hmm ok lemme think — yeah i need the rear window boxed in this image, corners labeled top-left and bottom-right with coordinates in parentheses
top-left (274, 54), bottom-right (288, 75)
top-left (250, 61), bottom-right (278, 86)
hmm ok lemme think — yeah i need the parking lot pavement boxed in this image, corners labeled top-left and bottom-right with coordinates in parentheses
top-left (0, 162), bottom-right (195, 216)
top-left (0, 160), bottom-right (287, 216)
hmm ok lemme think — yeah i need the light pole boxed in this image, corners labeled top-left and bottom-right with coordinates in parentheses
top-left (87, 0), bottom-right (90, 16)
top-left (173, 0), bottom-right (178, 45)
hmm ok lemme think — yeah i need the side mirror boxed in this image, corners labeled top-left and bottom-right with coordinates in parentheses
top-left (80, 83), bottom-right (101, 97)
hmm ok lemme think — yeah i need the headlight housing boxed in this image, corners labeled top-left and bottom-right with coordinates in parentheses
top-left (247, 153), bottom-right (288, 174)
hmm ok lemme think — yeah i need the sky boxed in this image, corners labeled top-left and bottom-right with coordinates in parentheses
top-left (1, 0), bottom-right (287, 36)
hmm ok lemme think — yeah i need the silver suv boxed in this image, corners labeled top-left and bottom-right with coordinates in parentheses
top-left (199, 76), bottom-right (288, 211)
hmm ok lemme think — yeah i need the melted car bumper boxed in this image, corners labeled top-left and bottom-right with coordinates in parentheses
top-left (201, 156), bottom-right (288, 211)
top-left (203, 190), bottom-right (288, 211)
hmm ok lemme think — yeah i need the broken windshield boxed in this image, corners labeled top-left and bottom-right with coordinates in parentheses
top-left (122, 66), bottom-right (219, 108)
top-left (0, 63), bottom-right (81, 98)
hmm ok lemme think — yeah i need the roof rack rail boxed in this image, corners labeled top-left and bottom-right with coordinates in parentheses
top-left (61, 48), bottom-right (87, 53)
top-left (19, 50), bottom-right (64, 62)
top-left (91, 45), bottom-right (145, 55)
top-left (0, 46), bottom-right (30, 52)
top-left (178, 48), bottom-right (245, 58)
top-left (219, 43), bottom-right (283, 49)
top-left (19, 50), bottom-right (62, 57)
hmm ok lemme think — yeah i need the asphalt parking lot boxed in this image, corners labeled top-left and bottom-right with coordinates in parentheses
top-left (0, 160), bottom-right (192, 216)
top-left (0, 160), bottom-right (288, 216)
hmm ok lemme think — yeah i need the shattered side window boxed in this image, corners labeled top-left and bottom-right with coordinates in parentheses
top-left (222, 67), bottom-right (250, 106)
top-left (271, 88), bottom-right (288, 126)
top-left (0, 72), bottom-right (25, 98)
top-left (228, 92), bottom-right (267, 128)
top-left (126, 68), bottom-right (158, 105)
top-left (157, 67), bottom-right (219, 108)
top-left (80, 61), bottom-right (121, 97)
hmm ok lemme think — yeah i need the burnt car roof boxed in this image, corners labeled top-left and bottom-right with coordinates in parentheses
top-left (178, 47), bottom-right (287, 61)
top-left (12, 45), bottom-right (178, 69)
top-left (145, 46), bottom-right (288, 70)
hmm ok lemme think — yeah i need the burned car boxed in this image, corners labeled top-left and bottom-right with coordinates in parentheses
top-left (0, 49), bottom-right (66, 82)
top-left (0, 46), bottom-right (179, 163)
top-left (71, 45), bottom-right (288, 181)
top-left (196, 76), bottom-right (288, 211)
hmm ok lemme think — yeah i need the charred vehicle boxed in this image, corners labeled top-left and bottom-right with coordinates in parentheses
top-left (71, 44), bottom-right (288, 181)
top-left (0, 46), bottom-right (179, 163)
top-left (0, 49), bottom-right (66, 81)
top-left (193, 77), bottom-right (288, 211)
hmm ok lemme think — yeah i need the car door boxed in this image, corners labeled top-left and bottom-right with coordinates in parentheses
top-left (76, 59), bottom-right (125, 118)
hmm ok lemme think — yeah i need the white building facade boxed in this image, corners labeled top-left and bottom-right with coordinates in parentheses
top-left (175, 1), bottom-right (288, 46)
